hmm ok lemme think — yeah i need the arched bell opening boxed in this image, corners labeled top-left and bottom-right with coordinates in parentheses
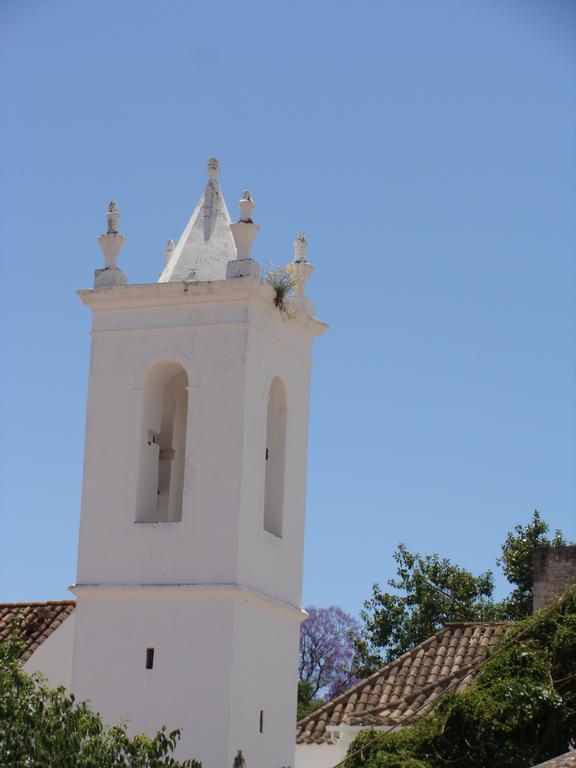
top-left (136, 362), bottom-right (188, 523)
top-left (263, 377), bottom-right (287, 538)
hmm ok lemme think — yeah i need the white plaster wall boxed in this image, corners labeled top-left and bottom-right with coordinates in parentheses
top-left (24, 613), bottom-right (75, 690)
top-left (71, 588), bottom-right (302, 768)
top-left (72, 589), bottom-right (234, 767)
top-left (295, 743), bottom-right (345, 768)
top-left (238, 304), bottom-right (313, 607)
top-left (228, 595), bottom-right (302, 768)
top-left (295, 727), bottom-right (397, 768)
top-left (76, 317), bottom-right (246, 586)
top-left (73, 279), bottom-right (326, 768)
top-left (76, 282), bottom-right (319, 603)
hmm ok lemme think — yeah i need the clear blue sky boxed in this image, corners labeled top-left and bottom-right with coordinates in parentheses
top-left (1, 0), bottom-right (575, 616)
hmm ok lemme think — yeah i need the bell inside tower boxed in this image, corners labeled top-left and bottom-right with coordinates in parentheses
top-left (136, 362), bottom-right (188, 523)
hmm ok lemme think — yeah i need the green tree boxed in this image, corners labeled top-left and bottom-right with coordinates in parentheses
top-left (0, 630), bottom-right (200, 768)
top-left (297, 680), bottom-right (325, 721)
top-left (498, 510), bottom-right (572, 620)
top-left (346, 586), bottom-right (576, 768)
top-left (355, 544), bottom-right (496, 674)
top-left (355, 512), bottom-right (573, 675)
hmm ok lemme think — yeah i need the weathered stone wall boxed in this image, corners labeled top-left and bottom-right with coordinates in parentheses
top-left (533, 545), bottom-right (576, 613)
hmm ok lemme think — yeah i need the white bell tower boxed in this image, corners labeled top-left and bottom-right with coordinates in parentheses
top-left (71, 159), bottom-right (326, 768)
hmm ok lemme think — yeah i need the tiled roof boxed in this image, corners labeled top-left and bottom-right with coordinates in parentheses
top-left (296, 622), bottom-right (507, 744)
top-left (533, 753), bottom-right (576, 768)
top-left (0, 601), bottom-right (75, 662)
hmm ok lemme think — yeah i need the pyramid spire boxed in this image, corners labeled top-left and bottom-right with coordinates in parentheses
top-left (159, 158), bottom-right (237, 283)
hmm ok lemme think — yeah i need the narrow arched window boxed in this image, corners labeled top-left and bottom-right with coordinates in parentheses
top-left (263, 377), bottom-right (287, 538)
top-left (136, 362), bottom-right (188, 523)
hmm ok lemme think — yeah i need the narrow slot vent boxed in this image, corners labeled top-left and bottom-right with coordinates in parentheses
top-left (146, 647), bottom-right (155, 670)
top-left (259, 709), bottom-right (264, 733)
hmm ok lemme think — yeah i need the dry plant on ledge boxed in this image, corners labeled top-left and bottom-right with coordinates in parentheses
top-left (264, 263), bottom-right (303, 319)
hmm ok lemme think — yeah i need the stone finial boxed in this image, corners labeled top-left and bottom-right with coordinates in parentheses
top-left (95, 200), bottom-right (127, 288)
top-left (239, 190), bottom-right (255, 223)
top-left (106, 201), bottom-right (121, 234)
top-left (207, 157), bottom-right (220, 181)
top-left (291, 232), bottom-right (314, 313)
top-left (294, 232), bottom-right (308, 263)
top-left (164, 239), bottom-right (175, 265)
top-left (226, 188), bottom-right (261, 279)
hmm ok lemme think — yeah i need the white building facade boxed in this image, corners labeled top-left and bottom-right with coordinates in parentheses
top-left (68, 159), bottom-right (326, 768)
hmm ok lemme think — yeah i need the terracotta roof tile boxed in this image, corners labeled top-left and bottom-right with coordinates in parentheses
top-left (0, 601), bottom-right (75, 662)
top-left (296, 621), bottom-right (507, 744)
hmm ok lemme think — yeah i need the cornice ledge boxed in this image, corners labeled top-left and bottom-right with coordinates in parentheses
top-left (69, 581), bottom-right (307, 621)
top-left (78, 276), bottom-right (264, 307)
top-left (78, 278), bottom-right (328, 337)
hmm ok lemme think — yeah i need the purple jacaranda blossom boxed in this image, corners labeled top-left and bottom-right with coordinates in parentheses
top-left (299, 606), bottom-right (361, 700)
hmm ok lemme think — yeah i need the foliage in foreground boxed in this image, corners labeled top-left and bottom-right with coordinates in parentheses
top-left (0, 631), bottom-right (200, 768)
top-left (346, 588), bottom-right (576, 768)
top-left (355, 511), bottom-right (573, 673)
